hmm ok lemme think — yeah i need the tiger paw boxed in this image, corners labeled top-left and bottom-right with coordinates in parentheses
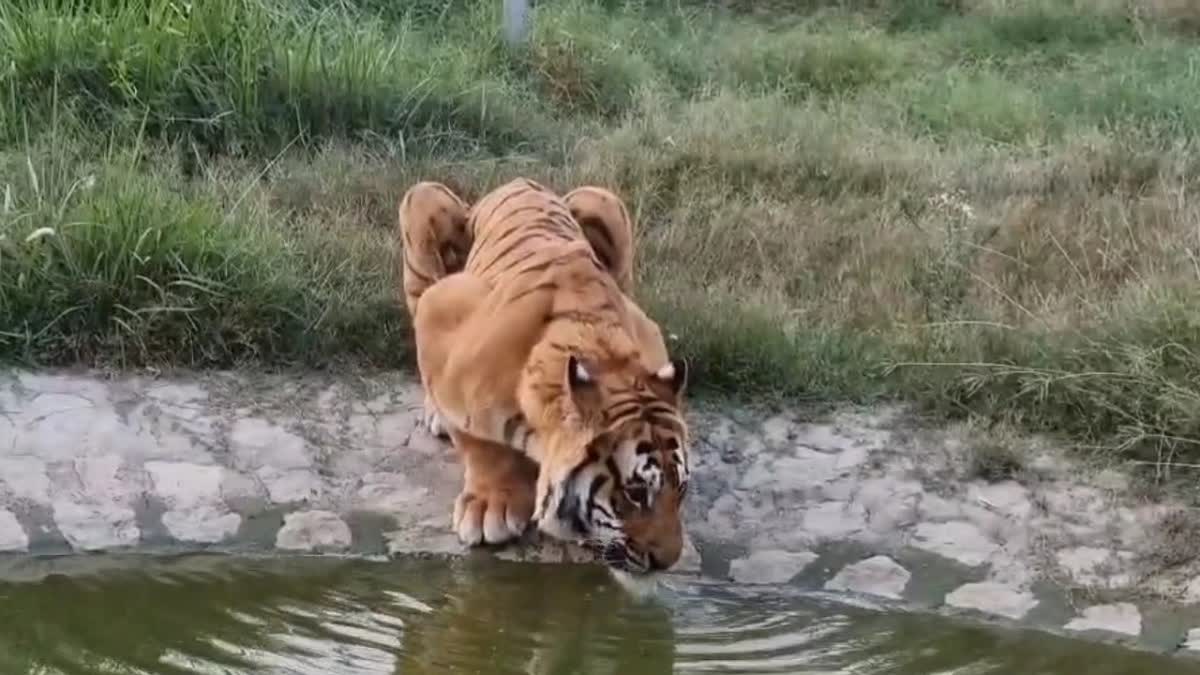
top-left (426, 409), bottom-right (449, 439)
top-left (422, 395), bottom-right (450, 440)
top-left (453, 482), bottom-right (534, 546)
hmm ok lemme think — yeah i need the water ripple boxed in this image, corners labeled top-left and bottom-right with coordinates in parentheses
top-left (0, 555), bottom-right (1192, 675)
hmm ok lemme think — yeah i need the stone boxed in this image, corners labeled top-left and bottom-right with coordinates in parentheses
top-left (256, 467), bottom-right (323, 504)
top-left (911, 521), bottom-right (997, 567)
top-left (858, 478), bottom-right (924, 535)
top-left (729, 550), bottom-right (817, 584)
top-left (740, 448), bottom-right (840, 491)
top-left (1055, 547), bottom-right (1131, 589)
top-left (162, 509), bottom-right (241, 544)
top-left (49, 454), bottom-right (141, 551)
top-left (917, 493), bottom-right (964, 522)
top-left (944, 582), bottom-right (1038, 620)
top-left (51, 499), bottom-right (140, 551)
top-left (0, 458), bottom-right (52, 504)
top-left (1185, 577), bottom-right (1200, 604)
top-left (967, 481), bottom-right (1033, 520)
top-left (1183, 628), bottom-right (1200, 651)
top-left (802, 501), bottom-right (867, 540)
top-left (825, 555), bottom-right (911, 600)
top-left (276, 510), bottom-right (352, 552)
top-left (792, 424), bottom-right (849, 453)
top-left (220, 471), bottom-right (264, 506)
top-left (144, 461), bottom-right (240, 543)
top-left (356, 473), bottom-right (430, 512)
top-left (146, 461), bottom-right (224, 504)
top-left (761, 415), bottom-right (795, 445)
top-left (230, 418), bottom-right (310, 469)
top-left (1064, 603), bottom-right (1142, 637)
top-left (0, 509), bottom-right (29, 552)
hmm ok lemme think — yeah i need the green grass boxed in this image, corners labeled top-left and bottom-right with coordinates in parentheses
top-left (5, 0), bottom-right (1200, 466)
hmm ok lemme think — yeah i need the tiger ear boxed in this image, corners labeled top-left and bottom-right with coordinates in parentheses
top-left (655, 358), bottom-right (688, 396)
top-left (566, 355), bottom-right (601, 418)
top-left (567, 355), bottom-right (594, 391)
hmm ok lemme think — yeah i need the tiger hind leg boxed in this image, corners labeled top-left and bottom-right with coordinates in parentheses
top-left (396, 181), bottom-right (473, 318)
top-left (563, 186), bottom-right (636, 294)
top-left (398, 181), bottom-right (473, 438)
top-left (450, 429), bottom-right (537, 546)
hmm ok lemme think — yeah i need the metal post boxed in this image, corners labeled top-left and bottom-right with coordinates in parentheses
top-left (502, 0), bottom-right (530, 46)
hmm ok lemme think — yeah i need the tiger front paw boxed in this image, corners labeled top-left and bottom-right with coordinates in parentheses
top-left (453, 485), bottom-right (534, 546)
top-left (453, 456), bottom-right (536, 546)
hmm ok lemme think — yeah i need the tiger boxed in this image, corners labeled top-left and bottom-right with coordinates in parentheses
top-left (395, 177), bottom-right (691, 574)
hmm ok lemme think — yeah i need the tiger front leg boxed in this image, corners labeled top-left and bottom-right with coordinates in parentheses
top-left (412, 271), bottom-right (496, 440)
top-left (449, 429), bottom-right (537, 546)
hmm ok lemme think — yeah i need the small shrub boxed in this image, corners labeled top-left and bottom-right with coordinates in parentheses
top-left (966, 439), bottom-right (1027, 482)
top-left (723, 28), bottom-right (902, 97)
top-left (887, 0), bottom-right (965, 32)
top-left (905, 69), bottom-right (1046, 143)
top-left (1141, 508), bottom-right (1200, 572)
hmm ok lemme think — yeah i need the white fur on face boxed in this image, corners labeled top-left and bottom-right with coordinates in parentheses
top-left (535, 460), bottom-right (623, 548)
top-left (614, 440), bottom-right (663, 508)
top-left (655, 362), bottom-right (675, 382)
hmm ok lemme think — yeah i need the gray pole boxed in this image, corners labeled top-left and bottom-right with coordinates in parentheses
top-left (502, 0), bottom-right (530, 46)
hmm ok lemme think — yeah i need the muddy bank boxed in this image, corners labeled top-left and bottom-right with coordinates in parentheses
top-left (2, 369), bottom-right (1200, 657)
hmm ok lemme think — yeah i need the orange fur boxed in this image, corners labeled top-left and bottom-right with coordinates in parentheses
top-left (397, 177), bottom-right (691, 573)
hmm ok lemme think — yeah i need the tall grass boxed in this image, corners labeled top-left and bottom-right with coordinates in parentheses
top-left (4, 0), bottom-right (1200, 464)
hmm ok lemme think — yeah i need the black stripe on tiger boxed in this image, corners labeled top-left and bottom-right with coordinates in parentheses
top-left (578, 218), bottom-right (618, 272)
top-left (466, 187), bottom-right (554, 261)
top-left (645, 414), bottom-right (686, 436)
top-left (604, 402), bottom-right (644, 426)
top-left (403, 256), bottom-right (437, 286)
top-left (503, 281), bottom-right (559, 307)
top-left (474, 228), bottom-right (562, 277)
top-left (470, 217), bottom-right (581, 275)
top-left (502, 414), bottom-right (535, 454)
top-left (503, 414), bottom-right (525, 447)
top-left (546, 309), bottom-right (616, 325)
top-left (585, 474), bottom-right (610, 524)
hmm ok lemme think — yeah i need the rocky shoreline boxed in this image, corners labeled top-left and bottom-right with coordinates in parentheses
top-left (2, 369), bottom-right (1200, 657)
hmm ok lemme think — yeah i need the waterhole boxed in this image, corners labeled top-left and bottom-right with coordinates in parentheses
top-left (0, 555), bottom-right (1192, 674)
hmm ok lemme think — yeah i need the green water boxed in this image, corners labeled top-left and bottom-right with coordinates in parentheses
top-left (0, 555), bottom-right (1194, 675)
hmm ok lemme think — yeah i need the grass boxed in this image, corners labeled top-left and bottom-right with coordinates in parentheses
top-left (4, 0), bottom-right (1200, 467)
top-left (965, 433), bottom-right (1030, 483)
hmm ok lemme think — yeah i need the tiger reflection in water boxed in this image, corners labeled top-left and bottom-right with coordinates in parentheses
top-left (397, 559), bottom-right (676, 675)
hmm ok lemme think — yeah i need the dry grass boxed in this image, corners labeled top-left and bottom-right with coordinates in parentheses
top-left (4, 0), bottom-right (1200, 465)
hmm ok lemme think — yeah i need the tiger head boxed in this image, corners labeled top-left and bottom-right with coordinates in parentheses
top-left (534, 353), bottom-right (691, 575)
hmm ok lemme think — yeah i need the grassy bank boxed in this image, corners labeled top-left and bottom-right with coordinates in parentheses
top-left (3, 0), bottom-right (1200, 464)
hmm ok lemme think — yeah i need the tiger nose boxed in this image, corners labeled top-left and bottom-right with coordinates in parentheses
top-left (647, 540), bottom-right (682, 571)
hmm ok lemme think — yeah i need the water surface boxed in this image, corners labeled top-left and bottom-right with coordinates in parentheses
top-left (0, 554), bottom-right (1192, 674)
